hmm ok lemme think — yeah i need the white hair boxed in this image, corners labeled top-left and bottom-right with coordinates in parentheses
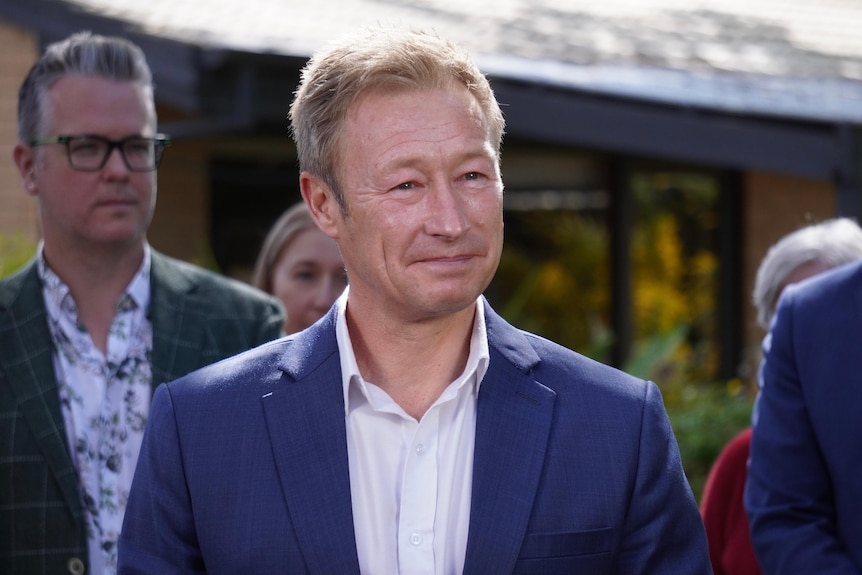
top-left (753, 217), bottom-right (862, 329)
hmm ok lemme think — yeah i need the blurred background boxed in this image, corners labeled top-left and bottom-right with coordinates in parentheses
top-left (3, 0), bottom-right (860, 497)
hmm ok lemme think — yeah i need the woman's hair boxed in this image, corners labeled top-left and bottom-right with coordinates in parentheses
top-left (289, 26), bottom-right (505, 214)
top-left (252, 202), bottom-right (318, 294)
top-left (753, 217), bottom-right (862, 328)
top-left (18, 31), bottom-right (155, 143)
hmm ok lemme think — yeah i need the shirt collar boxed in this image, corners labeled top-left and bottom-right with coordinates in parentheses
top-left (37, 242), bottom-right (153, 316)
top-left (129, 245), bottom-right (152, 312)
top-left (335, 287), bottom-right (489, 416)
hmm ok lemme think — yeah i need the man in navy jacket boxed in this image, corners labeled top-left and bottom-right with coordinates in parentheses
top-left (747, 260), bottom-right (862, 574)
top-left (118, 26), bottom-right (710, 574)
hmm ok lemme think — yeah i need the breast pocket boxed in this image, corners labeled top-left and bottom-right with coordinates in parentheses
top-left (512, 528), bottom-right (616, 574)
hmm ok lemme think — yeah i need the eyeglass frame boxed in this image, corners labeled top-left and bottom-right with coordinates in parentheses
top-left (29, 134), bottom-right (172, 172)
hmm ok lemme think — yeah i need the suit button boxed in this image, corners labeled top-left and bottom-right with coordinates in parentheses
top-left (67, 557), bottom-right (85, 575)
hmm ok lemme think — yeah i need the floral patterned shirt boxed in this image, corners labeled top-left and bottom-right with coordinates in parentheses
top-left (38, 245), bottom-right (153, 575)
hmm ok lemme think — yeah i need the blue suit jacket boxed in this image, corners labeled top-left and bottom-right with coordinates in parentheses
top-left (746, 260), bottom-right (862, 574)
top-left (118, 299), bottom-right (710, 574)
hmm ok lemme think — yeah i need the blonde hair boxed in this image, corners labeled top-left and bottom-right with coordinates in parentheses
top-left (289, 26), bottom-right (505, 213)
top-left (251, 202), bottom-right (317, 294)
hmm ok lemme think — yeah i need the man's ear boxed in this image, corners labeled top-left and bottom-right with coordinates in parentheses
top-left (300, 172), bottom-right (341, 239)
top-left (13, 143), bottom-right (37, 196)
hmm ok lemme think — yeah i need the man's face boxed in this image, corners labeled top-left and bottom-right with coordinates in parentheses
top-left (16, 75), bottom-right (157, 252)
top-left (331, 86), bottom-right (504, 322)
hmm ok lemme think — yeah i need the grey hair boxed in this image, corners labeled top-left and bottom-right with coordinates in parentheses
top-left (18, 31), bottom-right (155, 143)
top-left (289, 26), bottom-right (505, 215)
top-left (753, 217), bottom-right (862, 328)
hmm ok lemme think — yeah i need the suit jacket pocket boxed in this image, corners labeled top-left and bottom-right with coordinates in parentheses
top-left (518, 527), bottom-right (615, 558)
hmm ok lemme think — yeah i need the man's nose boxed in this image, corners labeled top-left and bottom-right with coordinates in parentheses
top-left (424, 183), bottom-right (470, 239)
top-left (102, 146), bottom-right (131, 175)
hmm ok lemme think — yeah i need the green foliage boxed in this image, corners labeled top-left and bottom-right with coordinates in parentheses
top-left (664, 380), bottom-right (753, 502)
top-left (0, 234), bottom-right (37, 279)
top-left (623, 323), bottom-right (688, 380)
top-left (626, 169), bottom-right (724, 389)
top-left (622, 323), bottom-right (752, 502)
top-left (492, 211), bottom-right (611, 361)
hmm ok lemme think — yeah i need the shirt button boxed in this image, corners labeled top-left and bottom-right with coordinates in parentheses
top-left (67, 557), bottom-right (86, 575)
top-left (410, 532), bottom-right (423, 545)
top-left (415, 443), bottom-right (426, 455)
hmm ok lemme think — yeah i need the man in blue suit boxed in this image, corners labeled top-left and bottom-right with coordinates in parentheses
top-left (746, 259), bottom-right (862, 574)
top-left (118, 26), bottom-right (710, 574)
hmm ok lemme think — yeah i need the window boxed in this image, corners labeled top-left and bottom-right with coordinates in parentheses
top-left (210, 158), bottom-right (301, 280)
top-left (489, 146), bottom-right (740, 383)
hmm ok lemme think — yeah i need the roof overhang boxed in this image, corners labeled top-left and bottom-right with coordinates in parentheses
top-left (1, 0), bottom-right (858, 192)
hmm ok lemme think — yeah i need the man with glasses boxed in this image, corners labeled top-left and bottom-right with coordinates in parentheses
top-left (0, 32), bottom-right (284, 575)
top-left (29, 134), bottom-right (171, 173)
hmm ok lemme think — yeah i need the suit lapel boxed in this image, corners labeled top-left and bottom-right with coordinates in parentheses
top-left (148, 252), bottom-right (209, 386)
top-left (463, 302), bottom-right (556, 575)
top-left (261, 313), bottom-right (361, 574)
top-left (0, 262), bottom-right (83, 520)
top-left (254, 302), bottom-right (553, 573)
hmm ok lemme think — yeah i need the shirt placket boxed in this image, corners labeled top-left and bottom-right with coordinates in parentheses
top-left (398, 409), bottom-right (439, 575)
top-left (96, 295), bottom-right (137, 570)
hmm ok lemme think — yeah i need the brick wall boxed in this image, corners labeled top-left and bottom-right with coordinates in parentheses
top-left (148, 134), bottom-right (211, 266)
top-left (0, 21), bottom-right (39, 246)
top-left (740, 170), bottom-right (834, 386)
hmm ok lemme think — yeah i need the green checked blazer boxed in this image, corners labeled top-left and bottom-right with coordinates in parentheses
top-left (0, 250), bottom-right (284, 575)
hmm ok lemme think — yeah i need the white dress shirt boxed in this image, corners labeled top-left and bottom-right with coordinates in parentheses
top-left (38, 244), bottom-right (153, 575)
top-left (335, 291), bottom-right (489, 575)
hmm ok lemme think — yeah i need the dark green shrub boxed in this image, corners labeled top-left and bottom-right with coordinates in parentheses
top-left (620, 323), bottom-right (754, 502)
top-left (664, 380), bottom-right (753, 502)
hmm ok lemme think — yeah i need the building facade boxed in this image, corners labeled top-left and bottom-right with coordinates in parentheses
top-left (0, 2), bottom-right (851, 387)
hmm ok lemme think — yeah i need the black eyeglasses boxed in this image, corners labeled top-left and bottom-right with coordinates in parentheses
top-left (29, 134), bottom-right (171, 172)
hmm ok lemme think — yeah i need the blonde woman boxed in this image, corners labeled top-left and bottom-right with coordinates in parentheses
top-left (253, 202), bottom-right (346, 334)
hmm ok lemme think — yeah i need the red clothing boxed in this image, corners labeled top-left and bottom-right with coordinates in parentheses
top-left (700, 427), bottom-right (761, 575)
